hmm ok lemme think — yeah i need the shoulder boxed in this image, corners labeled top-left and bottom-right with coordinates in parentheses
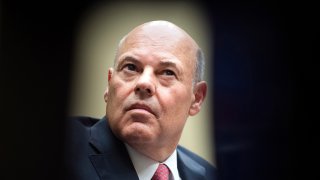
top-left (64, 116), bottom-right (105, 180)
top-left (64, 116), bottom-right (104, 154)
top-left (65, 116), bottom-right (108, 148)
top-left (67, 116), bottom-right (100, 127)
top-left (177, 145), bottom-right (218, 179)
top-left (66, 116), bottom-right (101, 134)
top-left (177, 146), bottom-right (213, 166)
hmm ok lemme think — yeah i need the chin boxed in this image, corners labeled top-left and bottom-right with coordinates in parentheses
top-left (121, 122), bottom-right (156, 144)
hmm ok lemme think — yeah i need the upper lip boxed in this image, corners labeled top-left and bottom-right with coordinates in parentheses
top-left (126, 103), bottom-right (156, 117)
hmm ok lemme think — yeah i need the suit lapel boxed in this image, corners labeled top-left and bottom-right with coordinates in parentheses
top-left (88, 117), bottom-right (139, 180)
top-left (177, 148), bottom-right (207, 180)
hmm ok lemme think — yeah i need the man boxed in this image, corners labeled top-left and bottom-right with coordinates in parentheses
top-left (65, 20), bottom-right (217, 180)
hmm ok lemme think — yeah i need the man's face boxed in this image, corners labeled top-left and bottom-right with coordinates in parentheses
top-left (105, 24), bottom-right (204, 151)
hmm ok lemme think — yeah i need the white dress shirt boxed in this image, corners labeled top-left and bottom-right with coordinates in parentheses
top-left (125, 144), bottom-right (181, 180)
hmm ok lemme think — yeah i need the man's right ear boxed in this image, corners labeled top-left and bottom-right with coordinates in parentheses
top-left (108, 68), bottom-right (113, 81)
top-left (104, 87), bottom-right (109, 103)
top-left (104, 68), bottom-right (114, 103)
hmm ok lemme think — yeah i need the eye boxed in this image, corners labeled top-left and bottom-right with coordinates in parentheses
top-left (162, 69), bottom-right (176, 76)
top-left (124, 64), bottom-right (137, 71)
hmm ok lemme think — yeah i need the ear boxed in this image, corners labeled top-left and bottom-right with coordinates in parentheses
top-left (104, 68), bottom-right (114, 103)
top-left (189, 81), bottom-right (207, 116)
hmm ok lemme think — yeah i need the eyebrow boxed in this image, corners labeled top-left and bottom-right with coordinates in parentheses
top-left (159, 60), bottom-right (180, 69)
top-left (158, 60), bottom-right (182, 76)
top-left (116, 56), bottom-right (141, 70)
top-left (117, 56), bottom-right (182, 75)
top-left (158, 61), bottom-right (177, 67)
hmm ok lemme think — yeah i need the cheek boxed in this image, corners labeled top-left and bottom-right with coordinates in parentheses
top-left (157, 87), bottom-right (192, 141)
top-left (109, 78), bottom-right (133, 101)
top-left (106, 78), bottom-right (135, 135)
top-left (158, 87), bottom-right (193, 119)
top-left (106, 78), bottom-right (134, 119)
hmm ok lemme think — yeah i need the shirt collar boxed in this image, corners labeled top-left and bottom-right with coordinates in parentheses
top-left (125, 144), bottom-right (180, 180)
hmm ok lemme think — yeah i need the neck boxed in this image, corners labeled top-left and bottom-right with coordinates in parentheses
top-left (127, 142), bottom-right (177, 162)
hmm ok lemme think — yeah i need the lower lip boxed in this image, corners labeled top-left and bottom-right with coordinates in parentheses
top-left (128, 109), bottom-right (154, 116)
top-left (127, 109), bottom-right (155, 122)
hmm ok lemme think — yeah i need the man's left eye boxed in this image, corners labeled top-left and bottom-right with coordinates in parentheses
top-left (162, 70), bottom-right (175, 76)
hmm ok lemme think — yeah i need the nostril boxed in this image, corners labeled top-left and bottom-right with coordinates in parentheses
top-left (134, 86), bottom-right (153, 96)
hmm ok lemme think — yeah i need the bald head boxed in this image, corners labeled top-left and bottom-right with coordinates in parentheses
top-left (115, 20), bottom-right (205, 83)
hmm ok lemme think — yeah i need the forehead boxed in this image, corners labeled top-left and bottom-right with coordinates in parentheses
top-left (117, 24), bottom-right (198, 68)
top-left (117, 49), bottom-right (184, 69)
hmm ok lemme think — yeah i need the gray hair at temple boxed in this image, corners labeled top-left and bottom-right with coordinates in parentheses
top-left (195, 48), bottom-right (205, 83)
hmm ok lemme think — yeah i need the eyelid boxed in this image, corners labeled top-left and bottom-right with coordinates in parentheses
top-left (159, 69), bottom-right (178, 80)
top-left (122, 63), bottom-right (135, 68)
top-left (122, 63), bottom-right (141, 73)
top-left (162, 69), bottom-right (176, 75)
top-left (123, 63), bottom-right (134, 69)
top-left (117, 56), bottom-right (140, 70)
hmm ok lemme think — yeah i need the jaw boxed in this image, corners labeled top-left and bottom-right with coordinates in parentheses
top-left (121, 122), bottom-right (183, 162)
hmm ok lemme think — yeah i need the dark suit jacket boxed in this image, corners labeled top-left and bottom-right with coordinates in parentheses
top-left (64, 116), bottom-right (217, 180)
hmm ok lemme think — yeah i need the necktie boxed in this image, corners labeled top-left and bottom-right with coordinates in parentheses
top-left (151, 163), bottom-right (170, 180)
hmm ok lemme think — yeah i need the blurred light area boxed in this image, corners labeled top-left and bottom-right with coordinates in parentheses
top-left (68, 1), bottom-right (215, 164)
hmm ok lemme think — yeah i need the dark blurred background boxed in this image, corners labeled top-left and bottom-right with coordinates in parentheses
top-left (1, 0), bottom-right (297, 179)
top-left (209, 2), bottom-right (296, 180)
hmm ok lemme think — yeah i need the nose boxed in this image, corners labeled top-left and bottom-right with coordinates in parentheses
top-left (134, 68), bottom-right (155, 97)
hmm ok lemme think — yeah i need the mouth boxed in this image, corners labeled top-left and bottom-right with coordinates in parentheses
top-left (126, 103), bottom-right (156, 117)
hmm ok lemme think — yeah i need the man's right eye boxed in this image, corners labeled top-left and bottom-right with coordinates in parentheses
top-left (124, 64), bottom-right (137, 71)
